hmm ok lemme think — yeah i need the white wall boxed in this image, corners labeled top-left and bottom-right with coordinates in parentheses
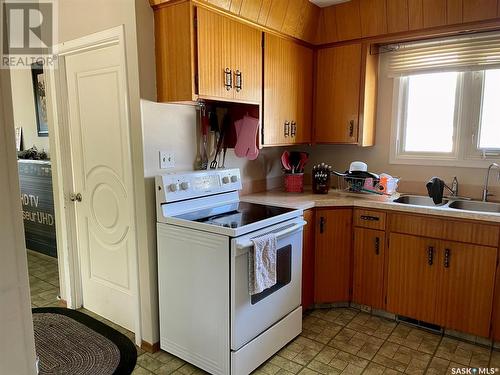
top-left (10, 69), bottom-right (50, 155)
top-left (305, 54), bottom-right (500, 199)
top-left (0, 71), bottom-right (37, 375)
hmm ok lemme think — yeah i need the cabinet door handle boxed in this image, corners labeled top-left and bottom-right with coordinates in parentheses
top-left (360, 215), bottom-right (379, 221)
top-left (234, 70), bottom-right (242, 92)
top-left (349, 120), bottom-right (355, 137)
top-left (375, 237), bottom-right (380, 255)
top-left (284, 121), bottom-right (290, 137)
top-left (427, 246), bottom-right (434, 266)
top-left (224, 68), bottom-right (232, 90)
top-left (290, 121), bottom-right (297, 137)
top-left (319, 216), bottom-right (326, 234)
top-left (444, 248), bottom-right (451, 268)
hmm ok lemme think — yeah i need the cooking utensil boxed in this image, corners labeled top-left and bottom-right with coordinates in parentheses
top-left (297, 152), bottom-right (309, 173)
top-left (281, 151), bottom-right (292, 171)
top-left (289, 151), bottom-right (301, 173)
top-left (200, 108), bottom-right (209, 170)
top-left (208, 110), bottom-right (219, 158)
top-left (210, 113), bottom-right (230, 169)
top-left (220, 147), bottom-right (227, 169)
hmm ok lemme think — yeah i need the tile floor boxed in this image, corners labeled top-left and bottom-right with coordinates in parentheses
top-left (27, 250), bottom-right (500, 375)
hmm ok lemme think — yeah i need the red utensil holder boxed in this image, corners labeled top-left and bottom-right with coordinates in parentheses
top-left (284, 173), bottom-right (304, 193)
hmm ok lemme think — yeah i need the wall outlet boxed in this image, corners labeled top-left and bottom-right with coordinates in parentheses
top-left (159, 151), bottom-right (175, 169)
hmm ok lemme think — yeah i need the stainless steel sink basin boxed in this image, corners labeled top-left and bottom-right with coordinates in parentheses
top-left (448, 200), bottom-right (500, 213)
top-left (393, 195), bottom-right (448, 207)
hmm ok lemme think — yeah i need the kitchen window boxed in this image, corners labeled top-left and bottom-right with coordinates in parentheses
top-left (388, 32), bottom-right (500, 167)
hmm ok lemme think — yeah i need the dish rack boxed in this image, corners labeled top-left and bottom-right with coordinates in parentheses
top-left (333, 174), bottom-right (399, 196)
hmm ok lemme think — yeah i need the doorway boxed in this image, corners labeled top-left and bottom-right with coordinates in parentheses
top-left (10, 64), bottom-right (62, 310)
top-left (9, 25), bottom-right (141, 346)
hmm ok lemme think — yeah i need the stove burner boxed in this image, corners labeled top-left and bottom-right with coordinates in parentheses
top-left (176, 202), bottom-right (295, 229)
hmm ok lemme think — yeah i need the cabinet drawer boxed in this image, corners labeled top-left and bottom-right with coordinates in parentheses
top-left (389, 213), bottom-right (500, 247)
top-left (354, 209), bottom-right (386, 230)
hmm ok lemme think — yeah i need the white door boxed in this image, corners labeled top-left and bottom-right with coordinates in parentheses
top-left (65, 42), bottom-right (136, 331)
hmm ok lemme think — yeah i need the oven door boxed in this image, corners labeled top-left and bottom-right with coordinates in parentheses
top-left (230, 217), bottom-right (305, 351)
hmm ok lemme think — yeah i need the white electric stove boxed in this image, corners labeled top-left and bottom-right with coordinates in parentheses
top-left (156, 169), bottom-right (305, 375)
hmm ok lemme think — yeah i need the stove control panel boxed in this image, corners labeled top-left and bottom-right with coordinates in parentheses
top-left (156, 169), bottom-right (242, 203)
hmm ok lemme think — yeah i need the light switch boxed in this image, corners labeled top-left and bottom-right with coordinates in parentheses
top-left (160, 151), bottom-right (175, 169)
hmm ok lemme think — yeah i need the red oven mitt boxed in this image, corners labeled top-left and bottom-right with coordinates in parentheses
top-left (234, 116), bottom-right (259, 160)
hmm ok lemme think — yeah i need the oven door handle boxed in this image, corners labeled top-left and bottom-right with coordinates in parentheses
top-left (235, 220), bottom-right (307, 250)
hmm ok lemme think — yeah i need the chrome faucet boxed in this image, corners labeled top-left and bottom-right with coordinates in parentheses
top-left (482, 163), bottom-right (500, 202)
top-left (450, 176), bottom-right (459, 197)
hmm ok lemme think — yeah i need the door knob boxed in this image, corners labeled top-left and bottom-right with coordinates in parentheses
top-left (70, 193), bottom-right (82, 202)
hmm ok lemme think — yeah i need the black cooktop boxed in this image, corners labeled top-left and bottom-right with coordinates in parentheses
top-left (175, 202), bottom-right (294, 229)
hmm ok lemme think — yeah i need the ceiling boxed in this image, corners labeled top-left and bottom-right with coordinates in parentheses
top-left (308, 0), bottom-right (350, 7)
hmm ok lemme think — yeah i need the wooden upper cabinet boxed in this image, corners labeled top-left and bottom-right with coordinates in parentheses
top-left (436, 241), bottom-right (497, 337)
top-left (314, 209), bottom-right (353, 304)
top-left (154, 3), bottom-right (261, 104)
top-left (197, 8), bottom-right (234, 101)
top-left (315, 44), bottom-right (361, 144)
top-left (386, 233), bottom-right (441, 323)
top-left (197, 7), bottom-right (262, 104)
top-left (291, 42), bottom-right (314, 144)
top-left (387, 0), bottom-right (409, 33)
top-left (463, 0), bottom-right (499, 22)
top-left (229, 15), bottom-right (262, 103)
top-left (360, 0), bottom-right (388, 37)
top-left (352, 228), bottom-right (385, 309)
top-left (154, 1), bottom-right (196, 102)
top-left (263, 34), bottom-right (313, 146)
top-left (315, 43), bottom-right (377, 146)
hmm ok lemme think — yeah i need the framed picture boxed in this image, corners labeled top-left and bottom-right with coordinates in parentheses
top-left (31, 63), bottom-right (48, 137)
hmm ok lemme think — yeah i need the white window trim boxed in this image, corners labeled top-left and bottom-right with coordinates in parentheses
top-left (389, 71), bottom-right (500, 168)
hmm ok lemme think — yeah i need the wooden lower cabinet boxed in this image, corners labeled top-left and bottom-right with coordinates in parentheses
top-left (314, 208), bottom-right (353, 303)
top-left (302, 209), bottom-right (315, 310)
top-left (436, 240), bottom-right (497, 337)
top-left (386, 233), bottom-right (440, 324)
top-left (493, 265), bottom-right (500, 341)
top-left (387, 232), bottom-right (498, 337)
top-left (352, 227), bottom-right (385, 309)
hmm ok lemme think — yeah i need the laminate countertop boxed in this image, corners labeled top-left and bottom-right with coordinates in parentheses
top-left (241, 188), bottom-right (500, 224)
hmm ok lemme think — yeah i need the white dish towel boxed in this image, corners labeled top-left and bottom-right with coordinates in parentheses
top-left (248, 233), bottom-right (277, 295)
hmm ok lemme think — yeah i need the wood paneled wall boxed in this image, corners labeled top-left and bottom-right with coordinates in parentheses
top-left (150, 0), bottom-right (320, 43)
top-left (316, 0), bottom-right (500, 44)
top-left (152, 0), bottom-right (500, 45)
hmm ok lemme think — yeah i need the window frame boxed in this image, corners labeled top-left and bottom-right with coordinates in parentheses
top-left (390, 69), bottom-right (500, 168)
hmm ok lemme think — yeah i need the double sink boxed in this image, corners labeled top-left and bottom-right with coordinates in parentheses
top-left (393, 195), bottom-right (500, 214)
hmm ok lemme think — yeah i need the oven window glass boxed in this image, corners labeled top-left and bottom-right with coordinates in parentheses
top-left (251, 245), bottom-right (292, 305)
